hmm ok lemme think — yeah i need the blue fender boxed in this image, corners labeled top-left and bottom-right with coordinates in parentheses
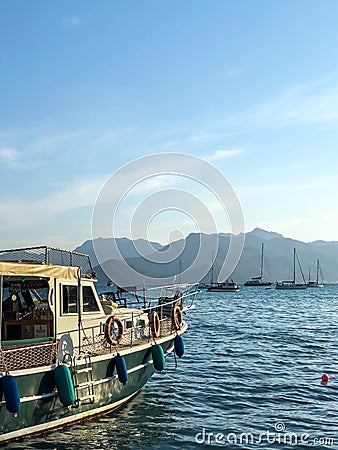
top-left (174, 335), bottom-right (184, 358)
top-left (116, 354), bottom-right (128, 385)
top-left (2, 375), bottom-right (20, 415)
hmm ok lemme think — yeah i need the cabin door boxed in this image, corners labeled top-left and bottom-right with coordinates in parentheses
top-left (55, 279), bottom-right (80, 360)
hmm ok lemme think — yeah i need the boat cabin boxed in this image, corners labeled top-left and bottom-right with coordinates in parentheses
top-left (0, 247), bottom-right (150, 367)
top-left (0, 261), bottom-right (107, 343)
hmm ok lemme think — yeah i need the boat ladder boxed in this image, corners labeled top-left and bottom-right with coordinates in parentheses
top-left (73, 355), bottom-right (95, 406)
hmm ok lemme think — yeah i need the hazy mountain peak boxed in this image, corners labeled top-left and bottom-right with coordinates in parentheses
top-left (249, 228), bottom-right (284, 240)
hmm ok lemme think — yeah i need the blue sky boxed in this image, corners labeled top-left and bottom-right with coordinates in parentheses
top-left (1, 0), bottom-right (338, 249)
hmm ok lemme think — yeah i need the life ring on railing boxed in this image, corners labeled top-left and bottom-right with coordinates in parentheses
top-left (104, 316), bottom-right (123, 346)
top-left (149, 311), bottom-right (161, 338)
top-left (171, 305), bottom-right (183, 330)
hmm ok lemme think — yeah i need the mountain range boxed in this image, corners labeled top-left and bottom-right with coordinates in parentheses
top-left (74, 228), bottom-right (338, 285)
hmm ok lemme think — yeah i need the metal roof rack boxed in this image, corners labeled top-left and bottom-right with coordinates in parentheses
top-left (0, 246), bottom-right (95, 278)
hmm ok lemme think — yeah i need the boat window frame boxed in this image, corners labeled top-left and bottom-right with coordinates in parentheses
top-left (82, 285), bottom-right (100, 314)
top-left (61, 283), bottom-right (78, 315)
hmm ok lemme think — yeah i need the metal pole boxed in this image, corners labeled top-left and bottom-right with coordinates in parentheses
top-left (142, 281), bottom-right (146, 309)
top-left (0, 275), bottom-right (3, 348)
top-left (77, 268), bottom-right (82, 354)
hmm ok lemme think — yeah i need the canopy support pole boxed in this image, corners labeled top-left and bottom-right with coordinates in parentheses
top-left (0, 275), bottom-right (3, 350)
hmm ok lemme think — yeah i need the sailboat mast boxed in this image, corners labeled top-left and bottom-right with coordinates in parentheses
top-left (293, 248), bottom-right (296, 283)
top-left (211, 251), bottom-right (214, 284)
top-left (260, 243), bottom-right (264, 279)
top-left (316, 259), bottom-right (319, 284)
top-left (295, 249), bottom-right (306, 283)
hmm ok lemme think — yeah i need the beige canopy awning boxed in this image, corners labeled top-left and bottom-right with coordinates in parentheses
top-left (0, 261), bottom-right (80, 280)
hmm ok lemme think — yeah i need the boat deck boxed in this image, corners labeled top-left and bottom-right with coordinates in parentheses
top-left (0, 316), bottom-right (177, 372)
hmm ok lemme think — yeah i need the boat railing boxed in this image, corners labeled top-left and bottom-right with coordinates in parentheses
top-left (78, 296), bottom-right (190, 357)
top-left (117, 283), bottom-right (198, 308)
top-left (0, 290), bottom-right (197, 372)
top-left (144, 283), bottom-right (197, 299)
top-left (0, 246), bottom-right (95, 278)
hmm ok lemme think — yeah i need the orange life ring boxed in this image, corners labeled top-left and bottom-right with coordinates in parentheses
top-left (171, 305), bottom-right (183, 330)
top-left (149, 311), bottom-right (161, 338)
top-left (104, 315), bottom-right (123, 346)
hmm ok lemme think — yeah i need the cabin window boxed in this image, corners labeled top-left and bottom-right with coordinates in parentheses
top-left (62, 285), bottom-right (78, 314)
top-left (82, 286), bottom-right (100, 313)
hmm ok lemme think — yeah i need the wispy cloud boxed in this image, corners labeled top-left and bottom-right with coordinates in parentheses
top-left (223, 67), bottom-right (246, 79)
top-left (130, 174), bottom-right (179, 195)
top-left (0, 148), bottom-right (19, 164)
top-left (60, 16), bottom-right (85, 29)
top-left (165, 131), bottom-right (218, 148)
top-left (0, 176), bottom-right (107, 232)
top-left (204, 148), bottom-right (244, 162)
top-left (31, 129), bottom-right (91, 156)
top-left (227, 73), bottom-right (338, 129)
top-left (238, 180), bottom-right (328, 198)
top-left (0, 126), bottom-right (93, 172)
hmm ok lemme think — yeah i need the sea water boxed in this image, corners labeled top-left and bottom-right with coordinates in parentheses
top-left (4, 286), bottom-right (338, 449)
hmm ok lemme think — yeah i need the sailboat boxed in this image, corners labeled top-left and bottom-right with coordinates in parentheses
top-left (276, 248), bottom-right (307, 290)
top-left (244, 243), bottom-right (273, 286)
top-left (306, 259), bottom-right (324, 288)
top-left (198, 253), bottom-right (214, 290)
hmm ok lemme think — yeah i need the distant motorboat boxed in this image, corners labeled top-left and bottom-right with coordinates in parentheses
top-left (276, 248), bottom-right (307, 290)
top-left (275, 281), bottom-right (307, 290)
top-left (306, 259), bottom-right (324, 288)
top-left (206, 253), bottom-right (240, 292)
top-left (244, 279), bottom-right (273, 286)
top-left (207, 280), bottom-right (240, 292)
top-left (244, 243), bottom-right (273, 287)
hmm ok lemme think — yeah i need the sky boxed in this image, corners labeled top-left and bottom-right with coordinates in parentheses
top-left (1, 0), bottom-right (338, 249)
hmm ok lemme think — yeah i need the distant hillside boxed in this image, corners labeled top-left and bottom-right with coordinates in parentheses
top-left (74, 237), bottom-right (164, 267)
top-left (74, 228), bottom-right (338, 284)
top-left (247, 227), bottom-right (283, 241)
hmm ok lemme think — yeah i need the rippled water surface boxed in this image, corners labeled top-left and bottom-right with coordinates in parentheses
top-left (5, 286), bottom-right (338, 449)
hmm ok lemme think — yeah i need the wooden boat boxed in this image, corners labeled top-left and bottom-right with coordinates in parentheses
top-left (0, 246), bottom-right (198, 444)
